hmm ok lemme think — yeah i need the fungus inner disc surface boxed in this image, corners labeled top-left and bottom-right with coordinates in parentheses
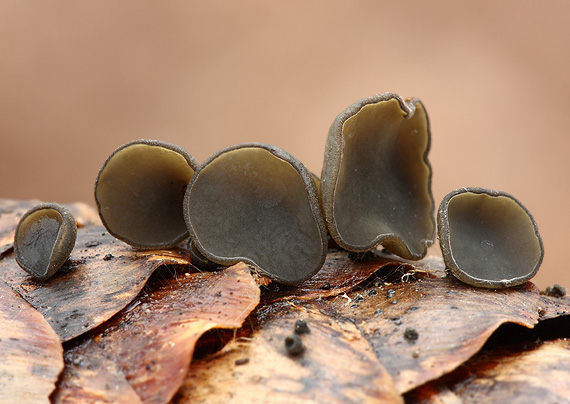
top-left (96, 144), bottom-right (194, 247)
top-left (187, 147), bottom-right (324, 283)
top-left (447, 193), bottom-right (542, 282)
top-left (333, 99), bottom-right (432, 258)
top-left (16, 209), bottom-right (62, 277)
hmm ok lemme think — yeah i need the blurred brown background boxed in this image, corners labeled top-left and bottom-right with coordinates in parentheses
top-left (1, 1), bottom-right (568, 289)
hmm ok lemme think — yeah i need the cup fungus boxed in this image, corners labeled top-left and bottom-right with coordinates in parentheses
top-left (437, 187), bottom-right (544, 288)
top-left (14, 203), bottom-right (77, 280)
top-left (187, 241), bottom-right (220, 271)
top-left (320, 93), bottom-right (435, 260)
top-left (95, 140), bottom-right (198, 249)
top-left (184, 143), bottom-right (327, 284)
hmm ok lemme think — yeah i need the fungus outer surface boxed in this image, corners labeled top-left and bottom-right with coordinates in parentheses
top-left (14, 203), bottom-right (77, 280)
top-left (438, 187), bottom-right (544, 288)
top-left (95, 140), bottom-right (198, 249)
top-left (321, 93), bottom-right (435, 260)
top-left (184, 143), bottom-right (327, 284)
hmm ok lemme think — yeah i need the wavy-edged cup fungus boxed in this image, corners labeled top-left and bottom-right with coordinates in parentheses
top-left (184, 143), bottom-right (327, 284)
top-left (438, 187), bottom-right (544, 288)
top-left (14, 203), bottom-right (77, 280)
top-left (321, 93), bottom-right (435, 260)
top-left (95, 140), bottom-right (198, 249)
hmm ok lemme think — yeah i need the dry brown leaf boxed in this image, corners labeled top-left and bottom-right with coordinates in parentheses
top-left (0, 280), bottom-right (63, 404)
top-left (267, 249), bottom-right (442, 302)
top-left (407, 339), bottom-right (570, 403)
top-left (66, 262), bottom-right (260, 404)
top-left (51, 340), bottom-right (141, 404)
top-left (0, 225), bottom-right (192, 341)
top-left (539, 293), bottom-right (570, 320)
top-left (178, 303), bottom-right (402, 404)
top-left (321, 276), bottom-right (543, 393)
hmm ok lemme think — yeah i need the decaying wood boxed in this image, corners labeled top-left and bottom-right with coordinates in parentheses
top-left (0, 280), bottom-right (63, 404)
top-left (57, 263), bottom-right (260, 404)
top-left (0, 225), bottom-right (192, 341)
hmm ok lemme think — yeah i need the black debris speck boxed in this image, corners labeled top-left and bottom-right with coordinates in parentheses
top-left (321, 283), bottom-right (331, 290)
top-left (235, 358), bottom-right (249, 366)
top-left (404, 327), bottom-right (419, 342)
top-left (103, 254), bottom-right (114, 261)
top-left (294, 319), bottom-right (310, 335)
top-left (367, 289), bottom-right (378, 297)
top-left (285, 334), bottom-right (305, 355)
top-left (353, 295), bottom-right (364, 303)
top-left (545, 284), bottom-right (566, 298)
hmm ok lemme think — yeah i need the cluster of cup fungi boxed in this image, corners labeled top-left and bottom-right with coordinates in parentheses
top-left (14, 92), bottom-right (544, 291)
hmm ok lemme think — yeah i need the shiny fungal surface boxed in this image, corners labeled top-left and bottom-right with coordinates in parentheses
top-left (95, 140), bottom-right (198, 249)
top-left (14, 203), bottom-right (77, 280)
top-left (438, 187), bottom-right (544, 288)
top-left (184, 143), bottom-right (327, 284)
top-left (321, 93), bottom-right (435, 259)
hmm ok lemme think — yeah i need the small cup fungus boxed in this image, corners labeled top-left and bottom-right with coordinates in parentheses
top-left (184, 143), bottom-right (327, 284)
top-left (437, 187), bottom-right (544, 288)
top-left (14, 203), bottom-right (77, 280)
top-left (95, 140), bottom-right (198, 249)
top-left (320, 93), bottom-right (435, 260)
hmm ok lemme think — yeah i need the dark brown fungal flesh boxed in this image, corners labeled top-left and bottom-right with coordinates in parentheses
top-left (14, 203), bottom-right (77, 280)
top-left (437, 187), bottom-right (544, 288)
top-left (184, 143), bottom-right (327, 284)
top-left (95, 139), bottom-right (198, 249)
top-left (321, 93), bottom-right (435, 260)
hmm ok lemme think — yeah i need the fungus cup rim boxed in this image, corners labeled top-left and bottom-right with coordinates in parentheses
top-left (320, 92), bottom-right (435, 259)
top-left (14, 202), bottom-right (77, 280)
top-left (183, 142), bottom-right (328, 284)
top-left (437, 187), bottom-right (544, 288)
top-left (94, 139), bottom-right (199, 249)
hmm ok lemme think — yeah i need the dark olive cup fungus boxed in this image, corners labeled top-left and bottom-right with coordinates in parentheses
top-left (320, 93), bottom-right (435, 260)
top-left (14, 203), bottom-right (77, 280)
top-left (187, 240), bottom-right (220, 271)
top-left (184, 143), bottom-right (327, 284)
top-left (95, 139), bottom-right (198, 249)
top-left (437, 187), bottom-right (544, 288)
